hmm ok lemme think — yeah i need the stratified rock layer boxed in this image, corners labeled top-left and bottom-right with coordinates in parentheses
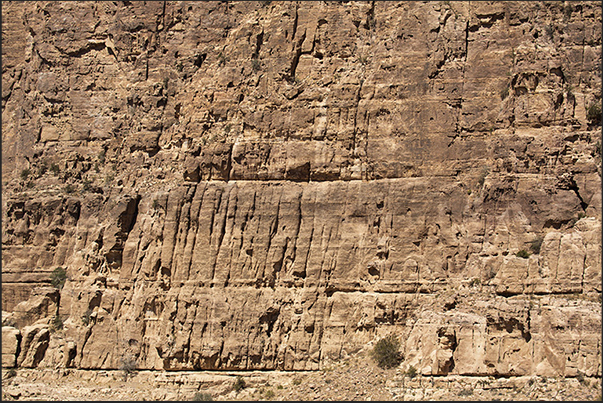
top-left (2, 1), bottom-right (601, 379)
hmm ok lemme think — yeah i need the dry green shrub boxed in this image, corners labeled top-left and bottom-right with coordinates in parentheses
top-left (192, 391), bottom-right (213, 401)
top-left (371, 334), bottom-right (402, 369)
top-left (516, 249), bottom-right (530, 259)
top-left (587, 102), bottom-right (601, 125)
top-left (119, 355), bottom-right (138, 381)
top-left (51, 267), bottom-right (67, 289)
top-left (233, 376), bottom-right (246, 392)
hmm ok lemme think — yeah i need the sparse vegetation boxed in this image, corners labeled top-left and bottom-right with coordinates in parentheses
top-left (5, 369), bottom-right (17, 379)
top-left (406, 365), bottom-right (418, 379)
top-left (469, 278), bottom-right (481, 287)
top-left (20, 168), bottom-right (31, 180)
top-left (567, 212), bottom-right (587, 227)
top-left (119, 355), bottom-right (138, 381)
top-left (516, 249), bottom-right (530, 259)
top-left (251, 58), bottom-right (261, 72)
top-left (483, 267), bottom-right (497, 281)
top-left (50, 163), bottom-right (60, 175)
top-left (264, 389), bottom-right (275, 399)
top-left (477, 166), bottom-right (489, 187)
top-left (530, 236), bottom-right (543, 254)
top-left (564, 4), bottom-right (573, 19)
top-left (458, 387), bottom-right (474, 396)
top-left (321, 365), bottom-right (334, 372)
top-left (587, 101), bottom-right (601, 126)
top-left (82, 309), bottom-right (93, 326)
top-left (51, 267), bottom-right (67, 289)
top-left (576, 371), bottom-right (587, 386)
top-left (371, 334), bottom-right (402, 369)
top-left (82, 178), bottom-right (92, 192)
top-left (544, 24), bottom-right (554, 40)
top-left (51, 315), bottom-right (63, 331)
top-left (500, 85), bottom-right (509, 100)
top-left (292, 377), bottom-right (302, 386)
top-left (192, 391), bottom-right (213, 401)
top-left (98, 149), bottom-right (106, 164)
top-left (39, 162), bottom-right (48, 175)
top-left (233, 376), bottom-right (246, 392)
top-left (152, 199), bottom-right (160, 210)
top-left (64, 184), bottom-right (76, 194)
top-left (217, 52), bottom-right (227, 67)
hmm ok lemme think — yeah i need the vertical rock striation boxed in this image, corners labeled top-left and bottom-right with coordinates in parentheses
top-left (2, 1), bottom-right (601, 378)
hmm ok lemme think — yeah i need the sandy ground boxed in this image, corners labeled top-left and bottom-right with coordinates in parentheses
top-left (2, 348), bottom-right (601, 401)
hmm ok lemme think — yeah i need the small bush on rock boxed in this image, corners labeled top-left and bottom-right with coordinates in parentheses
top-left (119, 355), bottom-right (138, 381)
top-left (51, 315), bottom-right (63, 331)
top-left (371, 334), bottom-right (402, 369)
top-left (81, 309), bottom-right (93, 326)
top-left (64, 184), bottom-right (76, 194)
top-left (192, 391), bottom-right (213, 401)
top-left (51, 267), bottom-right (67, 289)
top-left (516, 249), bottom-right (530, 259)
top-left (20, 168), bottom-right (31, 180)
top-left (458, 387), bottom-right (473, 396)
top-left (576, 370), bottom-right (587, 386)
top-left (587, 102), bottom-right (601, 125)
top-left (477, 166), bottom-right (490, 187)
top-left (233, 376), bottom-right (246, 392)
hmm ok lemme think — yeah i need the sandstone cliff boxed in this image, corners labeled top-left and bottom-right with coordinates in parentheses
top-left (2, 0), bottom-right (601, 382)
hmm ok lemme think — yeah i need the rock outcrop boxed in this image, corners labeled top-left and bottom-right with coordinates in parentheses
top-left (2, 0), bottom-right (601, 382)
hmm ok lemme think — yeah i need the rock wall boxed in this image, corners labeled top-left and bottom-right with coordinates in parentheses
top-left (2, 1), bottom-right (601, 378)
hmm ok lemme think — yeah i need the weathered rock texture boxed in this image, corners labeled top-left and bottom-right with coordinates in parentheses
top-left (2, 0), bottom-right (601, 381)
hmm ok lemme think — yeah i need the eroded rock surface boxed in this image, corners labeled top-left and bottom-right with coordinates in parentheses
top-left (2, 0), bottom-right (601, 385)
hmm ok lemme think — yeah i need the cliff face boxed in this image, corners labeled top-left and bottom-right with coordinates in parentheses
top-left (2, 1), bottom-right (601, 378)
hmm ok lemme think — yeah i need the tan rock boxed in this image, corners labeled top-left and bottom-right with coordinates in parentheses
top-left (0, 0), bottom-right (600, 382)
top-left (9, 287), bottom-right (59, 329)
top-left (2, 326), bottom-right (20, 368)
top-left (17, 323), bottom-right (50, 368)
